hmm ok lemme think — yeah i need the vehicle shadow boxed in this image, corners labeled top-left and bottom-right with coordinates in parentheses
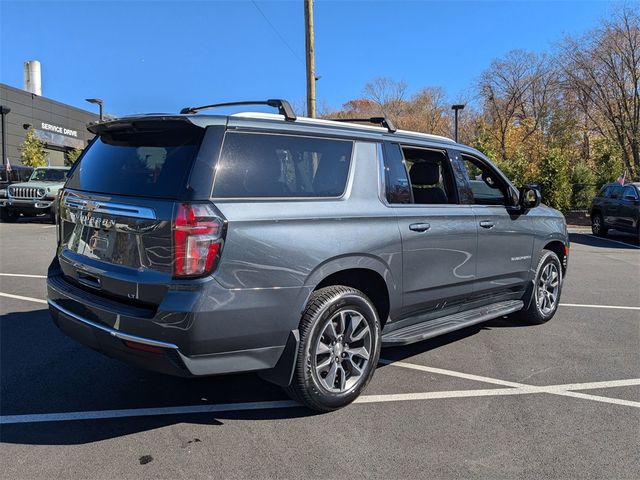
top-left (0, 308), bottom-right (314, 446)
top-left (0, 215), bottom-right (53, 225)
top-left (1, 307), bottom-right (533, 446)
top-left (379, 313), bottom-right (533, 366)
top-left (569, 231), bottom-right (639, 249)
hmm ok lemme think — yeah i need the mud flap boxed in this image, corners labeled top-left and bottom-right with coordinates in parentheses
top-left (258, 329), bottom-right (300, 387)
top-left (522, 279), bottom-right (536, 310)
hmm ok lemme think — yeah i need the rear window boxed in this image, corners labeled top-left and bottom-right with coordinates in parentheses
top-left (66, 122), bottom-right (204, 198)
top-left (213, 132), bottom-right (353, 198)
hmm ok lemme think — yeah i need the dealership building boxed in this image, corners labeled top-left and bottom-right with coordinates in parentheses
top-left (0, 65), bottom-right (99, 167)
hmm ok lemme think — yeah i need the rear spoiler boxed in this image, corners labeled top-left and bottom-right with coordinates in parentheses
top-left (87, 115), bottom-right (224, 135)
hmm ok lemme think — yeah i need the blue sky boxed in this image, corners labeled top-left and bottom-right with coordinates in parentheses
top-left (1, 0), bottom-right (618, 117)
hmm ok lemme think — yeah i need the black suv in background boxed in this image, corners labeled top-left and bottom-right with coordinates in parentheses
top-left (590, 182), bottom-right (640, 237)
top-left (0, 165), bottom-right (33, 190)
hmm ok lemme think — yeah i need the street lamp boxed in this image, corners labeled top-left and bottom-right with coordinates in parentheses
top-left (0, 105), bottom-right (10, 168)
top-left (85, 98), bottom-right (104, 121)
top-left (451, 104), bottom-right (465, 143)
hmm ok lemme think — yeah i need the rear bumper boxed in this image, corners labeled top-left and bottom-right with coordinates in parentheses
top-left (47, 268), bottom-right (303, 378)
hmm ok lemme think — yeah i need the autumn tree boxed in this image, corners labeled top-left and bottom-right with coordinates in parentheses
top-left (478, 49), bottom-right (560, 163)
top-left (561, 5), bottom-right (640, 179)
top-left (362, 77), bottom-right (408, 120)
top-left (402, 87), bottom-right (449, 135)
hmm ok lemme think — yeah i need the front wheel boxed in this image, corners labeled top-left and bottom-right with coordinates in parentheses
top-left (286, 286), bottom-right (381, 412)
top-left (515, 250), bottom-right (563, 325)
top-left (591, 213), bottom-right (607, 237)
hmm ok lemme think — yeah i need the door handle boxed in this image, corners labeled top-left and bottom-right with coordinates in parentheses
top-left (409, 222), bottom-right (431, 232)
top-left (479, 220), bottom-right (495, 229)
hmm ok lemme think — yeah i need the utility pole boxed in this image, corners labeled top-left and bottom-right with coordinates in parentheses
top-left (304, 0), bottom-right (316, 118)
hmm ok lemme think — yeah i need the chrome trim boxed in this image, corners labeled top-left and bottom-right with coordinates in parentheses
top-left (48, 299), bottom-right (178, 350)
top-left (63, 196), bottom-right (157, 220)
top-left (8, 186), bottom-right (47, 200)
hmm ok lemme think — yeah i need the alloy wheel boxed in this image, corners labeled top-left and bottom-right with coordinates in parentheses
top-left (536, 262), bottom-right (560, 316)
top-left (313, 309), bottom-right (372, 393)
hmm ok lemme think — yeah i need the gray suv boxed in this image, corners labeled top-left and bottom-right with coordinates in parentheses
top-left (47, 100), bottom-right (569, 411)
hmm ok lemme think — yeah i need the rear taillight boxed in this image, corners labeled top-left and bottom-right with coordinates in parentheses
top-left (173, 203), bottom-right (225, 278)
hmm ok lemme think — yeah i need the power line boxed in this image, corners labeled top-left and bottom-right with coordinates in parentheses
top-left (251, 0), bottom-right (305, 66)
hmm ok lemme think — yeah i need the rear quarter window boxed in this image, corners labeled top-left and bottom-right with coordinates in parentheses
top-left (65, 122), bottom-right (204, 198)
top-left (213, 132), bottom-right (353, 198)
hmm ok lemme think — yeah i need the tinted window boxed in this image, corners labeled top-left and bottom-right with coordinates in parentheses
top-left (609, 186), bottom-right (623, 199)
top-left (383, 143), bottom-right (411, 204)
top-left (623, 185), bottom-right (638, 199)
top-left (30, 168), bottom-right (67, 182)
top-left (66, 122), bottom-right (204, 198)
top-left (403, 147), bottom-right (455, 205)
top-left (0, 167), bottom-right (32, 182)
top-left (460, 155), bottom-right (508, 206)
top-left (213, 132), bottom-right (353, 198)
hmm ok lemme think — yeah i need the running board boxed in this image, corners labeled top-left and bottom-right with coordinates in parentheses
top-left (381, 300), bottom-right (524, 347)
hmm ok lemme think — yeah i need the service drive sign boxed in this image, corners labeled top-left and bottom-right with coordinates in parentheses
top-left (41, 122), bottom-right (78, 138)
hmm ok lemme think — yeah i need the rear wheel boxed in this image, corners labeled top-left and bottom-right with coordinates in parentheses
top-left (514, 250), bottom-right (563, 325)
top-left (286, 286), bottom-right (381, 412)
top-left (591, 213), bottom-right (607, 237)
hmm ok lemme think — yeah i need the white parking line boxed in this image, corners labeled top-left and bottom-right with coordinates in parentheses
top-left (0, 292), bottom-right (47, 304)
top-left (3, 376), bottom-right (639, 425)
top-left (0, 273), bottom-right (46, 279)
top-left (381, 359), bottom-right (640, 408)
top-left (378, 359), bottom-right (523, 387)
top-left (573, 232), bottom-right (640, 249)
top-left (560, 303), bottom-right (640, 311)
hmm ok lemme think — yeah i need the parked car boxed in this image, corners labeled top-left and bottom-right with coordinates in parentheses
top-left (47, 100), bottom-right (569, 411)
top-left (590, 182), bottom-right (640, 237)
top-left (0, 165), bottom-right (34, 190)
top-left (0, 166), bottom-right (69, 223)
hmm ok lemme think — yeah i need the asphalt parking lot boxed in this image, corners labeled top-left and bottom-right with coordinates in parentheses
top-left (1, 219), bottom-right (638, 479)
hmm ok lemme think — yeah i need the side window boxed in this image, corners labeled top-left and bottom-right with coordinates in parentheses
top-left (460, 154), bottom-right (509, 206)
top-left (402, 146), bottom-right (456, 205)
top-left (623, 186), bottom-right (638, 200)
top-left (382, 143), bottom-right (411, 204)
top-left (609, 186), bottom-right (623, 199)
top-left (600, 186), bottom-right (611, 198)
top-left (213, 132), bottom-right (353, 198)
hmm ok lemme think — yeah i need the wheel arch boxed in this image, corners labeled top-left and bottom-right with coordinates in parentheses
top-left (311, 266), bottom-right (394, 329)
top-left (543, 240), bottom-right (567, 274)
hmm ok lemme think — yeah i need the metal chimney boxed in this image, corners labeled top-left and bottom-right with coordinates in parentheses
top-left (23, 60), bottom-right (42, 96)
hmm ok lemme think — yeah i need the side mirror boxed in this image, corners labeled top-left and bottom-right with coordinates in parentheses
top-left (520, 184), bottom-right (541, 210)
top-left (623, 195), bottom-right (639, 203)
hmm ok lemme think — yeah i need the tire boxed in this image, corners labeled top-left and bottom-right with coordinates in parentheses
top-left (515, 250), bottom-right (563, 325)
top-left (591, 213), bottom-right (607, 237)
top-left (48, 207), bottom-right (57, 224)
top-left (0, 208), bottom-right (18, 223)
top-left (286, 286), bottom-right (381, 412)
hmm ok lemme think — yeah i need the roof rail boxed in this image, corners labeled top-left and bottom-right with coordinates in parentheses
top-left (180, 99), bottom-right (297, 121)
top-left (330, 117), bottom-right (397, 133)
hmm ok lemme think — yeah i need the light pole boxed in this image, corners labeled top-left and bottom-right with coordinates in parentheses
top-left (451, 104), bottom-right (465, 143)
top-left (0, 105), bottom-right (10, 168)
top-left (85, 98), bottom-right (104, 121)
